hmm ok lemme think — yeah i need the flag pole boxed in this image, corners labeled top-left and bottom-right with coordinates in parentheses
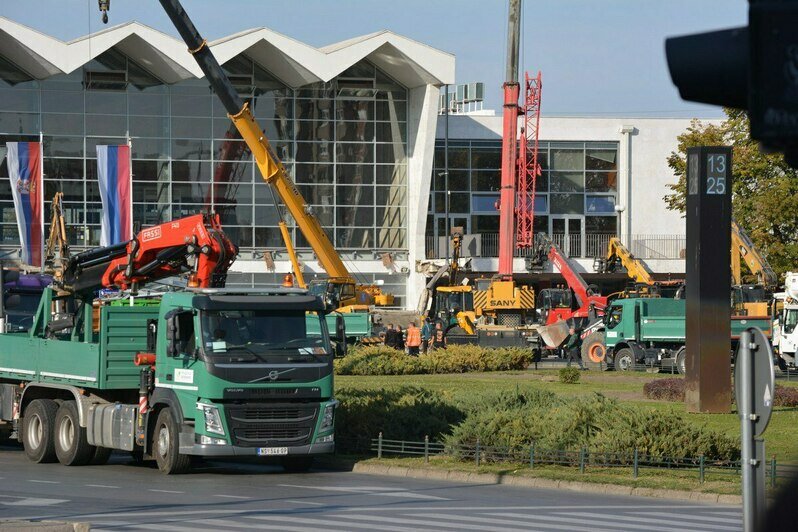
top-left (128, 137), bottom-right (133, 240)
top-left (39, 132), bottom-right (44, 272)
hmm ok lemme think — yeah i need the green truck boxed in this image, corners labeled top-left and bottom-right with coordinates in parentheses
top-left (603, 298), bottom-right (771, 373)
top-left (0, 285), bottom-right (342, 474)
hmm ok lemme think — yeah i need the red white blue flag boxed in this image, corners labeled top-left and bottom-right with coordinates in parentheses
top-left (97, 144), bottom-right (132, 247)
top-left (6, 142), bottom-right (43, 267)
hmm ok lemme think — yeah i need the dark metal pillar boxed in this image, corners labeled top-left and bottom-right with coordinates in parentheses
top-left (685, 146), bottom-right (732, 413)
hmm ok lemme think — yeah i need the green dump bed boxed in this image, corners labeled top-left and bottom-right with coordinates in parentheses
top-left (0, 305), bottom-right (159, 390)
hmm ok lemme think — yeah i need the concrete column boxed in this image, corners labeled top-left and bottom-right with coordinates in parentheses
top-left (406, 84), bottom-right (440, 310)
top-left (619, 125), bottom-right (636, 245)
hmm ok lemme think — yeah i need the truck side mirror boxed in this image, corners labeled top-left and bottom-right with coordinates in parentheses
top-left (335, 315), bottom-right (347, 357)
top-left (165, 308), bottom-right (194, 357)
top-left (3, 270), bottom-right (19, 283)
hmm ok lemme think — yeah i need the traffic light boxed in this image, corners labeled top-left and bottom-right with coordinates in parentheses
top-left (666, 1), bottom-right (798, 166)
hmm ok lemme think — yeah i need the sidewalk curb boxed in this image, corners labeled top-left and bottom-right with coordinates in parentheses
top-left (351, 463), bottom-right (742, 505)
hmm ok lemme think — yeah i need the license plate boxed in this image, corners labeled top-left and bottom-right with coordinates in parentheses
top-left (258, 447), bottom-right (288, 456)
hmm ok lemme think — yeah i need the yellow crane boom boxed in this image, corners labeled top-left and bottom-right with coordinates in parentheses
top-left (731, 219), bottom-right (777, 287)
top-left (602, 237), bottom-right (656, 285)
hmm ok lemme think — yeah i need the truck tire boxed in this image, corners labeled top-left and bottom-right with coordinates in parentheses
top-left (153, 408), bottom-right (191, 474)
top-left (581, 331), bottom-right (609, 371)
top-left (22, 399), bottom-right (58, 463)
top-left (54, 401), bottom-right (94, 466)
top-left (676, 348), bottom-right (687, 375)
top-left (615, 348), bottom-right (635, 372)
top-left (281, 456), bottom-right (314, 473)
top-left (90, 446), bottom-right (113, 465)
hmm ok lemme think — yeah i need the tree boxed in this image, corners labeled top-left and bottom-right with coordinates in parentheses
top-left (664, 109), bottom-right (798, 280)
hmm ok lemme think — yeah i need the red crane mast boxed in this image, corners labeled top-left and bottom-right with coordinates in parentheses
top-left (516, 71), bottom-right (542, 248)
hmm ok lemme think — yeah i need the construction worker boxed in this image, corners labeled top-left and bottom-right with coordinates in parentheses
top-left (421, 317), bottom-right (434, 354)
top-left (384, 323), bottom-right (397, 349)
top-left (565, 327), bottom-right (584, 369)
top-left (430, 321), bottom-right (446, 351)
top-left (405, 321), bottom-right (422, 356)
top-left (395, 324), bottom-right (405, 351)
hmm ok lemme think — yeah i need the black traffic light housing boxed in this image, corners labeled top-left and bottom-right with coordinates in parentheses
top-left (666, 1), bottom-right (798, 166)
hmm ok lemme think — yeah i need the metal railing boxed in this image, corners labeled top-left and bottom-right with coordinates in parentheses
top-left (371, 434), bottom-right (797, 487)
top-left (425, 233), bottom-right (685, 260)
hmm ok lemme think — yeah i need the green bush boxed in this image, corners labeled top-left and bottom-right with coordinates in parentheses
top-left (334, 344), bottom-right (532, 376)
top-left (443, 390), bottom-right (739, 462)
top-left (559, 367), bottom-right (581, 384)
top-left (335, 386), bottom-right (464, 453)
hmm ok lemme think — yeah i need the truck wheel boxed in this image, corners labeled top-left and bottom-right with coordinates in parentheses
top-left (615, 348), bottom-right (635, 371)
top-left (22, 399), bottom-right (58, 463)
top-left (153, 408), bottom-right (191, 474)
top-left (676, 348), bottom-right (687, 375)
top-left (90, 446), bottom-right (113, 465)
top-left (281, 456), bottom-right (314, 473)
top-left (581, 331), bottom-right (609, 371)
top-left (54, 401), bottom-right (95, 466)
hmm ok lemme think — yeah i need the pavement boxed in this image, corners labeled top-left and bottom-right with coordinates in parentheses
top-left (0, 444), bottom-right (743, 531)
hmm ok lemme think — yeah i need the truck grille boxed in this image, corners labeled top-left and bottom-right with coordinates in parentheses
top-left (225, 404), bottom-right (318, 447)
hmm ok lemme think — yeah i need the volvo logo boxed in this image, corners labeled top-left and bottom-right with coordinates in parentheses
top-left (249, 368), bottom-right (295, 384)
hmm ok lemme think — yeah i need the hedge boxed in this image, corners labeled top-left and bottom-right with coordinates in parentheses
top-left (334, 344), bottom-right (532, 376)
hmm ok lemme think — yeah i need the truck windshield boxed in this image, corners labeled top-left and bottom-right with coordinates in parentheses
top-left (783, 309), bottom-right (798, 335)
top-left (200, 310), bottom-right (330, 360)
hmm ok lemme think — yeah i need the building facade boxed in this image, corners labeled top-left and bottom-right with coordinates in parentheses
top-left (0, 17), bottom-right (708, 309)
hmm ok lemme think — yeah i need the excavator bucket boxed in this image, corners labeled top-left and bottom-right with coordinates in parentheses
top-left (539, 320), bottom-right (570, 348)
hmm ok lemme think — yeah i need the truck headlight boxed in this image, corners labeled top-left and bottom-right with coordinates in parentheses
top-left (198, 403), bottom-right (225, 435)
top-left (320, 403), bottom-right (335, 431)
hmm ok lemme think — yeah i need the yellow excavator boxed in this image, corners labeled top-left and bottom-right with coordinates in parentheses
top-left (731, 219), bottom-right (776, 317)
top-left (595, 237), bottom-right (682, 299)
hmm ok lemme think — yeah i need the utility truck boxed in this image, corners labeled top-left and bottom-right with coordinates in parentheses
top-left (773, 272), bottom-right (798, 369)
top-left (0, 213), bottom-right (342, 474)
top-left (603, 297), bottom-right (771, 374)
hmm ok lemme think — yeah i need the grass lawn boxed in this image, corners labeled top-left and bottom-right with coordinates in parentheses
top-left (337, 370), bottom-right (798, 462)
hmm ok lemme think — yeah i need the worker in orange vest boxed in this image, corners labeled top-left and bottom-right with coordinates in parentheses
top-left (405, 321), bottom-right (422, 356)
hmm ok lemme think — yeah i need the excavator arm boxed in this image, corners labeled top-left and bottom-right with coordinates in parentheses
top-left (731, 219), bottom-right (777, 287)
top-left (539, 234), bottom-right (607, 317)
top-left (159, 0), bottom-right (350, 282)
top-left (604, 237), bottom-right (656, 285)
top-left (62, 213), bottom-right (237, 293)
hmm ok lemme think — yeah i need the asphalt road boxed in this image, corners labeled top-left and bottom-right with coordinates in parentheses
top-left (0, 444), bottom-right (742, 531)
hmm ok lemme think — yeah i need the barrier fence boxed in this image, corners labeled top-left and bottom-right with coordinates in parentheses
top-left (370, 435), bottom-right (798, 487)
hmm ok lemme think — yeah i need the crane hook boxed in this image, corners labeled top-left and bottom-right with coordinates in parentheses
top-left (98, 0), bottom-right (110, 24)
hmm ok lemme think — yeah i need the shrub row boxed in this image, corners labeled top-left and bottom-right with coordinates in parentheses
top-left (643, 378), bottom-right (798, 407)
top-left (443, 390), bottom-right (740, 462)
top-left (335, 384), bottom-right (741, 461)
top-left (334, 344), bottom-right (532, 376)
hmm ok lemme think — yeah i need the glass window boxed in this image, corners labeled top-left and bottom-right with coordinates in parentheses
top-left (375, 121), bottom-right (406, 144)
top-left (550, 193), bottom-right (584, 215)
top-left (375, 100), bottom-right (406, 122)
top-left (376, 185), bottom-right (406, 206)
top-left (295, 141), bottom-right (333, 164)
top-left (376, 206), bottom-right (405, 227)
top-left (254, 208), bottom-right (282, 227)
top-left (295, 163), bottom-right (334, 184)
top-left (129, 116), bottom-right (169, 137)
top-left (449, 193), bottom-right (470, 212)
top-left (86, 115), bottom-right (127, 136)
top-left (42, 91), bottom-right (84, 114)
top-left (171, 116), bottom-right (211, 138)
top-left (44, 158), bottom-right (83, 180)
top-left (43, 180), bottom-right (84, 203)
top-left (172, 93), bottom-right (211, 117)
top-left (172, 161), bottom-right (211, 182)
top-left (471, 194), bottom-right (498, 213)
top-left (217, 205), bottom-right (254, 226)
top-left (338, 186), bottom-right (374, 206)
top-left (214, 140), bottom-right (251, 161)
top-left (44, 137), bottom-right (84, 158)
top-left (471, 148), bottom-right (501, 169)
top-left (550, 148), bottom-right (585, 171)
top-left (255, 227), bottom-right (283, 247)
top-left (42, 113), bottom-right (82, 135)
top-left (336, 206), bottom-right (373, 226)
top-left (131, 138), bottom-right (169, 160)
top-left (296, 184), bottom-right (335, 206)
top-left (128, 93), bottom-right (169, 115)
top-left (585, 216), bottom-right (617, 234)
top-left (172, 139), bottom-right (210, 160)
top-left (471, 214), bottom-right (499, 233)
top-left (376, 228), bottom-right (406, 249)
top-left (586, 195), bottom-right (616, 214)
top-left (132, 160), bottom-right (169, 182)
top-left (336, 227), bottom-right (373, 248)
top-left (585, 171), bottom-right (618, 193)
top-left (550, 171), bottom-right (584, 193)
top-left (132, 181), bottom-right (169, 203)
top-left (86, 92), bottom-right (126, 114)
top-left (173, 182), bottom-right (211, 204)
top-left (536, 171), bottom-right (549, 192)
top-left (337, 142), bottom-right (373, 163)
top-left (0, 89), bottom-right (39, 113)
top-left (296, 98), bottom-right (334, 120)
top-left (586, 148), bottom-right (618, 171)
top-left (296, 120), bottom-right (334, 142)
top-left (337, 164), bottom-right (374, 185)
top-left (85, 137), bottom-right (126, 158)
top-left (471, 169), bottom-right (499, 192)
top-left (376, 164), bottom-right (406, 185)
top-left (534, 194), bottom-right (548, 214)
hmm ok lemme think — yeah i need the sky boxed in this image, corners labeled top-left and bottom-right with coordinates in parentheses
top-left (0, 0), bottom-right (748, 118)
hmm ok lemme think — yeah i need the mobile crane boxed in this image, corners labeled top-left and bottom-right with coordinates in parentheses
top-left (0, 212), bottom-right (341, 473)
top-left (157, 0), bottom-right (392, 329)
top-left (595, 237), bottom-right (683, 298)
